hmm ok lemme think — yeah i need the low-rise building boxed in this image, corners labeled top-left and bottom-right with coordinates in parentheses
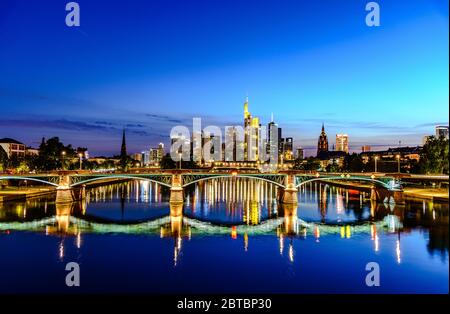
top-left (0, 138), bottom-right (26, 158)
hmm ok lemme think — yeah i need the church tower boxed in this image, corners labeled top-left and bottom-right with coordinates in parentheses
top-left (120, 129), bottom-right (127, 158)
top-left (317, 123), bottom-right (329, 156)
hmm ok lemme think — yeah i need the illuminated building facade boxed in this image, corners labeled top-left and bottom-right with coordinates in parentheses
top-left (243, 97), bottom-right (261, 161)
top-left (435, 125), bottom-right (449, 139)
top-left (0, 138), bottom-right (26, 158)
top-left (361, 145), bottom-right (371, 153)
top-left (336, 134), bottom-right (349, 153)
top-left (281, 137), bottom-right (294, 160)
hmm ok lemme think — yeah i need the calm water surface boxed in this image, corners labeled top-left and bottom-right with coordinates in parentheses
top-left (0, 179), bottom-right (448, 294)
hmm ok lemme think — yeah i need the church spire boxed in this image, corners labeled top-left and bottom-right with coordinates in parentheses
top-left (120, 128), bottom-right (127, 157)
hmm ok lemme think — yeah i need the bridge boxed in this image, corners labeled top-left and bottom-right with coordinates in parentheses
top-left (0, 170), bottom-right (419, 205)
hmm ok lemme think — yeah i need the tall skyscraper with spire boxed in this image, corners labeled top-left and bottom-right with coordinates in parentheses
top-left (243, 96), bottom-right (260, 161)
top-left (317, 123), bottom-right (329, 156)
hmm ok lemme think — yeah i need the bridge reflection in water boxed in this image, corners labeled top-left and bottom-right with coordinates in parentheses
top-left (0, 179), bottom-right (448, 266)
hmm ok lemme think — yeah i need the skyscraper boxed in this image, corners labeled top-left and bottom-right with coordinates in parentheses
top-left (296, 147), bottom-right (304, 160)
top-left (336, 134), bottom-right (349, 153)
top-left (243, 96), bottom-right (260, 161)
top-left (317, 123), bottom-right (329, 156)
top-left (435, 125), bottom-right (449, 139)
top-left (266, 113), bottom-right (279, 161)
top-left (282, 137), bottom-right (294, 160)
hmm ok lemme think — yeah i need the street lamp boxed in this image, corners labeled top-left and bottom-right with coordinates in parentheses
top-left (374, 156), bottom-right (379, 173)
top-left (396, 154), bottom-right (401, 173)
top-left (78, 153), bottom-right (83, 170)
top-left (61, 151), bottom-right (66, 170)
top-left (178, 152), bottom-right (182, 170)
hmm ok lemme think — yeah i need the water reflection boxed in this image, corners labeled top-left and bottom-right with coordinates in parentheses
top-left (0, 179), bottom-right (448, 267)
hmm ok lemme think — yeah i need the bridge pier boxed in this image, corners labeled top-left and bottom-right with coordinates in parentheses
top-left (170, 202), bottom-right (183, 237)
top-left (170, 174), bottom-right (184, 204)
top-left (56, 202), bottom-right (73, 232)
top-left (370, 186), bottom-right (405, 205)
top-left (56, 181), bottom-right (86, 204)
top-left (282, 203), bottom-right (298, 235)
top-left (280, 174), bottom-right (298, 205)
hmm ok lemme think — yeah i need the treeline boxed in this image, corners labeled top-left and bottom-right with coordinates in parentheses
top-left (0, 137), bottom-right (129, 173)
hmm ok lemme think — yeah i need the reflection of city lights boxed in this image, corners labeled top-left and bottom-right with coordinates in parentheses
top-left (340, 226), bottom-right (345, 238)
top-left (432, 210), bottom-right (436, 220)
top-left (389, 216), bottom-right (396, 232)
top-left (231, 226), bottom-right (237, 239)
top-left (279, 234), bottom-right (284, 255)
top-left (314, 226), bottom-right (320, 240)
top-left (396, 239), bottom-right (401, 264)
top-left (336, 193), bottom-right (343, 214)
top-left (76, 232), bottom-right (81, 249)
top-left (374, 235), bottom-right (379, 252)
top-left (345, 225), bottom-right (351, 238)
top-left (59, 241), bottom-right (64, 260)
top-left (174, 247), bottom-right (178, 266)
top-left (244, 233), bottom-right (248, 252)
top-left (288, 243), bottom-right (294, 262)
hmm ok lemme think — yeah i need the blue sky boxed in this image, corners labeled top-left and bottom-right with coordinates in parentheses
top-left (0, 0), bottom-right (448, 156)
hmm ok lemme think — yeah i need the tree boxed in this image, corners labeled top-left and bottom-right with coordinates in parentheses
top-left (418, 136), bottom-right (449, 174)
top-left (326, 161), bottom-right (341, 173)
top-left (36, 137), bottom-right (76, 171)
top-left (343, 153), bottom-right (365, 172)
top-left (0, 146), bottom-right (7, 172)
top-left (160, 154), bottom-right (176, 169)
top-left (293, 157), bottom-right (321, 171)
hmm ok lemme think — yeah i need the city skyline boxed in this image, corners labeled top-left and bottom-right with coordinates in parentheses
top-left (0, 0), bottom-right (448, 156)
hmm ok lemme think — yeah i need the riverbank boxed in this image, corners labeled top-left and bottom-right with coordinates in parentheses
top-left (319, 180), bottom-right (449, 203)
top-left (403, 187), bottom-right (449, 202)
top-left (0, 187), bottom-right (56, 202)
top-left (0, 178), bottom-right (132, 203)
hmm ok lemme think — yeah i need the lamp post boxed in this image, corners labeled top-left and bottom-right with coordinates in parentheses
top-left (374, 156), bottom-right (378, 173)
top-left (78, 153), bottom-right (83, 170)
top-left (178, 152), bottom-right (182, 170)
top-left (396, 154), bottom-right (401, 173)
top-left (61, 151), bottom-right (66, 170)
